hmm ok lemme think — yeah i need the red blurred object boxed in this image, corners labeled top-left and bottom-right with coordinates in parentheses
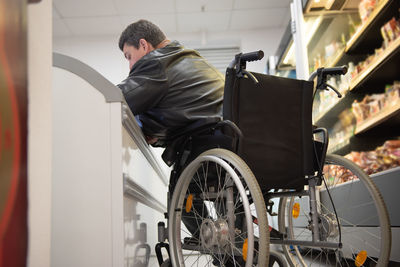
top-left (0, 0), bottom-right (28, 266)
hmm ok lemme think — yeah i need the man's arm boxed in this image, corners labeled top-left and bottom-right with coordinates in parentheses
top-left (117, 60), bottom-right (168, 115)
top-left (145, 135), bottom-right (159, 144)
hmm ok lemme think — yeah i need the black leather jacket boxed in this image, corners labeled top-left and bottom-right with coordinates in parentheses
top-left (118, 41), bottom-right (224, 146)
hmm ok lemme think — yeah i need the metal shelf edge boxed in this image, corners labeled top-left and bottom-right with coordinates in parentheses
top-left (370, 165), bottom-right (400, 177)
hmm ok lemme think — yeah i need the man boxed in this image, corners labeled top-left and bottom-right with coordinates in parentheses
top-left (117, 19), bottom-right (225, 147)
top-left (118, 20), bottom-right (237, 263)
top-left (118, 20), bottom-right (247, 267)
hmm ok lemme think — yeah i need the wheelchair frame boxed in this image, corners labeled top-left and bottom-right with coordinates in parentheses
top-left (155, 52), bottom-right (391, 267)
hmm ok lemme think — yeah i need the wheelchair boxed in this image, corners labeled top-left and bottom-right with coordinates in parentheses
top-left (155, 51), bottom-right (392, 267)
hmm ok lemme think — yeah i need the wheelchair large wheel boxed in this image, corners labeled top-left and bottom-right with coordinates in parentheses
top-left (168, 148), bottom-right (269, 266)
top-left (278, 154), bottom-right (391, 267)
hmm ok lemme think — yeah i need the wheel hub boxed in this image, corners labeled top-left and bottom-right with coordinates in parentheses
top-left (200, 218), bottom-right (230, 249)
top-left (319, 213), bottom-right (339, 241)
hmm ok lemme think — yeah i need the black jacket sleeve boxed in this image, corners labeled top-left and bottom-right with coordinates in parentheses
top-left (117, 59), bottom-right (168, 115)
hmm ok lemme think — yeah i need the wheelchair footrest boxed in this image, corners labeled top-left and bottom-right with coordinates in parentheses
top-left (155, 242), bottom-right (170, 266)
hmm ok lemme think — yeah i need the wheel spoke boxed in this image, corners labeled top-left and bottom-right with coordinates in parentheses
top-left (169, 151), bottom-right (268, 266)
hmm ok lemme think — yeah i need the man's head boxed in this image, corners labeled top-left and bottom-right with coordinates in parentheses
top-left (119, 19), bottom-right (166, 69)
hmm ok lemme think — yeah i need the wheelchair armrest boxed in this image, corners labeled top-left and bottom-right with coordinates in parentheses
top-left (216, 120), bottom-right (243, 140)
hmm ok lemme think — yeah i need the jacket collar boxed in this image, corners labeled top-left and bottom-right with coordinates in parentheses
top-left (129, 40), bottom-right (183, 75)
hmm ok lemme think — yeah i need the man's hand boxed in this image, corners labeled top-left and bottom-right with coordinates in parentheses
top-left (145, 135), bottom-right (159, 145)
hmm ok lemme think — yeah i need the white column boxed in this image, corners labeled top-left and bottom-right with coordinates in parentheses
top-left (27, 0), bottom-right (53, 266)
top-left (110, 103), bottom-right (124, 267)
top-left (290, 0), bottom-right (309, 80)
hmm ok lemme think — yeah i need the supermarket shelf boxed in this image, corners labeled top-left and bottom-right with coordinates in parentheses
top-left (327, 135), bottom-right (390, 155)
top-left (314, 98), bottom-right (341, 123)
top-left (355, 101), bottom-right (400, 135)
top-left (349, 36), bottom-right (400, 91)
top-left (371, 165), bottom-right (400, 178)
top-left (326, 47), bottom-right (345, 68)
top-left (345, 0), bottom-right (398, 54)
top-left (327, 135), bottom-right (352, 154)
top-left (313, 92), bottom-right (356, 128)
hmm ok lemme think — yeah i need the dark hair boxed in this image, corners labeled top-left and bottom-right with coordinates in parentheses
top-left (118, 19), bottom-right (166, 51)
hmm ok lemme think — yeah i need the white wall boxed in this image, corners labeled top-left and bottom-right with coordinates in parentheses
top-left (171, 28), bottom-right (286, 74)
top-left (53, 35), bottom-right (126, 85)
top-left (53, 28), bottom-right (285, 85)
top-left (28, 0), bottom-right (52, 266)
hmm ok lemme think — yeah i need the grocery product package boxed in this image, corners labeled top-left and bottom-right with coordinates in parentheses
top-left (384, 81), bottom-right (400, 107)
top-left (345, 139), bottom-right (400, 175)
top-left (380, 17), bottom-right (400, 46)
top-left (351, 81), bottom-right (400, 125)
top-left (359, 0), bottom-right (377, 23)
top-left (351, 94), bottom-right (384, 125)
top-left (326, 139), bottom-right (400, 186)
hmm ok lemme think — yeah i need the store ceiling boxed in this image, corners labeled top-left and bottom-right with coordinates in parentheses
top-left (53, 0), bottom-right (291, 37)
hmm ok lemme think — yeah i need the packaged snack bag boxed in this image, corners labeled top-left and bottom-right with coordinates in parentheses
top-left (388, 17), bottom-right (400, 41)
top-left (381, 25), bottom-right (389, 46)
top-left (352, 101), bottom-right (368, 124)
top-left (359, 0), bottom-right (377, 23)
top-left (384, 18), bottom-right (395, 42)
top-left (385, 82), bottom-right (400, 106)
top-left (344, 139), bottom-right (400, 176)
top-left (384, 140), bottom-right (400, 149)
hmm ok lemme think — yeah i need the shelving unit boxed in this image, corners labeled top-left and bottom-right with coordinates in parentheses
top-left (315, 36), bottom-right (400, 129)
top-left (273, 1), bottom-right (400, 261)
top-left (314, 99), bottom-right (341, 123)
top-left (274, 0), bottom-right (400, 156)
top-left (355, 101), bottom-right (400, 134)
top-left (314, 92), bottom-right (355, 126)
top-left (311, 0), bottom-right (400, 158)
top-left (325, 47), bottom-right (346, 68)
top-left (327, 134), bottom-right (392, 155)
top-left (325, 100), bottom-right (400, 154)
top-left (345, 0), bottom-right (393, 53)
top-left (349, 36), bottom-right (400, 91)
top-left (327, 134), bottom-right (352, 154)
top-left (311, 0), bottom-right (398, 70)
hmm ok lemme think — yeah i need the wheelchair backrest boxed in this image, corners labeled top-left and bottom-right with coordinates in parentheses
top-left (223, 68), bottom-right (314, 190)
